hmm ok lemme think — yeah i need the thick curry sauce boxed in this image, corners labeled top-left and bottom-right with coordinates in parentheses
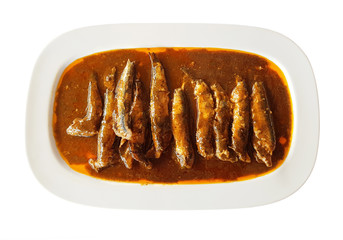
top-left (53, 48), bottom-right (293, 184)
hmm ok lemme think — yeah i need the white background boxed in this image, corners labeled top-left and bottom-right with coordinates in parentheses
top-left (0, 0), bottom-right (342, 239)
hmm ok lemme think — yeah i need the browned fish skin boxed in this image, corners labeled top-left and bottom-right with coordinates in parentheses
top-left (130, 79), bottom-right (147, 145)
top-left (194, 79), bottom-right (215, 159)
top-left (230, 76), bottom-right (251, 163)
top-left (148, 53), bottom-right (172, 158)
top-left (113, 59), bottom-right (135, 140)
top-left (89, 68), bottom-right (117, 172)
top-left (66, 72), bottom-right (102, 137)
top-left (211, 83), bottom-right (237, 162)
top-left (171, 87), bottom-right (195, 168)
top-left (128, 79), bottom-right (152, 169)
top-left (251, 82), bottom-right (276, 167)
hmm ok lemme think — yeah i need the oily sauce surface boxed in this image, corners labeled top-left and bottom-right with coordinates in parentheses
top-left (53, 48), bottom-right (293, 184)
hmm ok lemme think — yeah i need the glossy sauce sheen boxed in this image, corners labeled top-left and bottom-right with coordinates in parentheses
top-left (53, 48), bottom-right (293, 184)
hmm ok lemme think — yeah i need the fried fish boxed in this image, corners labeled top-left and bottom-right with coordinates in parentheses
top-left (171, 86), bottom-right (195, 168)
top-left (211, 83), bottom-right (237, 162)
top-left (89, 68), bottom-right (117, 172)
top-left (230, 75), bottom-right (251, 163)
top-left (67, 72), bottom-right (102, 137)
top-left (251, 82), bottom-right (276, 167)
top-left (148, 53), bottom-right (172, 158)
top-left (113, 59), bottom-right (135, 140)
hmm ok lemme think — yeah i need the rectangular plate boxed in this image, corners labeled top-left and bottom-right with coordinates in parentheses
top-left (26, 24), bottom-right (319, 209)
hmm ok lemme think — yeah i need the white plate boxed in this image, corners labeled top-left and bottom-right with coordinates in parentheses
top-left (26, 24), bottom-right (319, 209)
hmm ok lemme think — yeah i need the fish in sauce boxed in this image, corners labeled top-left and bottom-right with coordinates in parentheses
top-left (194, 79), bottom-right (215, 159)
top-left (211, 83), bottom-right (237, 162)
top-left (66, 72), bottom-right (102, 137)
top-left (148, 52), bottom-right (172, 158)
top-left (127, 79), bottom-right (152, 169)
top-left (251, 82), bottom-right (276, 167)
top-left (230, 75), bottom-right (251, 163)
top-left (53, 47), bottom-right (293, 184)
top-left (89, 68), bottom-right (117, 172)
top-left (171, 85), bottom-right (195, 168)
top-left (113, 59), bottom-right (135, 140)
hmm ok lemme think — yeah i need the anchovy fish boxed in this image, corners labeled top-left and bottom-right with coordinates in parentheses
top-left (113, 59), bottom-right (135, 140)
top-left (171, 86), bottom-right (195, 168)
top-left (181, 68), bottom-right (215, 159)
top-left (230, 75), bottom-right (251, 163)
top-left (148, 53), bottom-right (172, 158)
top-left (89, 68), bottom-right (117, 172)
top-left (194, 79), bottom-right (215, 159)
top-left (211, 83), bottom-right (237, 162)
top-left (128, 79), bottom-right (152, 169)
top-left (67, 72), bottom-right (102, 137)
top-left (251, 82), bottom-right (276, 167)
